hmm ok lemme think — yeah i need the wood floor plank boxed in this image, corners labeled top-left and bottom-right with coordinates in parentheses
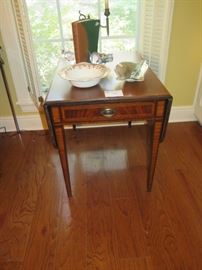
top-left (132, 167), bottom-right (188, 269)
top-left (55, 199), bottom-right (87, 270)
top-left (157, 168), bottom-right (202, 269)
top-left (135, 122), bottom-right (202, 269)
top-left (55, 134), bottom-right (88, 269)
top-left (0, 123), bottom-right (202, 269)
top-left (156, 159), bottom-right (202, 269)
top-left (0, 261), bottom-right (22, 270)
top-left (0, 133), bottom-right (39, 263)
top-left (87, 204), bottom-right (118, 270)
top-left (21, 135), bottom-right (63, 270)
top-left (118, 256), bottom-right (154, 270)
top-left (109, 169), bottom-right (136, 199)
top-left (112, 197), bottom-right (148, 259)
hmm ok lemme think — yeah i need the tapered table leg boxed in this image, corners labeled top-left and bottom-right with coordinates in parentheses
top-left (147, 120), bottom-right (163, 191)
top-left (55, 125), bottom-right (72, 197)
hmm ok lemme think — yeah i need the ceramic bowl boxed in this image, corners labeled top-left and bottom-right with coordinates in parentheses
top-left (58, 62), bottom-right (109, 88)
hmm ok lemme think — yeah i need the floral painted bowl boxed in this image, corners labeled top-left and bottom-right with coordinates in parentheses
top-left (58, 62), bottom-right (109, 88)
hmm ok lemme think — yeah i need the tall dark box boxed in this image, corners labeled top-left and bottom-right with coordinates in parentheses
top-left (72, 19), bottom-right (100, 63)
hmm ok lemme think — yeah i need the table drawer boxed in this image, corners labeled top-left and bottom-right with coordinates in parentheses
top-left (61, 102), bottom-right (155, 123)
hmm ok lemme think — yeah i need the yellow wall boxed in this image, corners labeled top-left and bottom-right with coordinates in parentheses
top-left (0, 0), bottom-right (202, 116)
top-left (200, 0), bottom-right (202, 63)
top-left (165, 0), bottom-right (201, 106)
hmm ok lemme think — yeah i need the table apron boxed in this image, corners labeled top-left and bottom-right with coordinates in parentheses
top-left (50, 100), bottom-right (167, 125)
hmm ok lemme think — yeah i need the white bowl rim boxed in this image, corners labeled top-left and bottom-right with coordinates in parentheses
top-left (58, 62), bottom-right (109, 82)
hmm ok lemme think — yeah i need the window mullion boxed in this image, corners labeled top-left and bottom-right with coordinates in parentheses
top-left (56, 0), bottom-right (65, 51)
top-left (98, 0), bottom-right (102, 52)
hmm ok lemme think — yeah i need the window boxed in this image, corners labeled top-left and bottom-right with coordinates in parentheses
top-left (25, 0), bottom-right (138, 93)
top-left (0, 0), bottom-right (174, 113)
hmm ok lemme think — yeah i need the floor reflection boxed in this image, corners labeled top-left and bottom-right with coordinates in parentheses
top-left (68, 149), bottom-right (128, 174)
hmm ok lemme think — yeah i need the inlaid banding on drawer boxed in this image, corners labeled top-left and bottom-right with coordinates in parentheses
top-left (61, 102), bottom-right (155, 123)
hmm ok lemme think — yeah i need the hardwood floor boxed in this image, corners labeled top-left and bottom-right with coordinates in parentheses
top-left (0, 122), bottom-right (202, 270)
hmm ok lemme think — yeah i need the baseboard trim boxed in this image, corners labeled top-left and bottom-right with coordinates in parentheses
top-left (0, 106), bottom-right (197, 132)
top-left (0, 114), bottom-right (44, 132)
top-left (169, 106), bottom-right (197, 123)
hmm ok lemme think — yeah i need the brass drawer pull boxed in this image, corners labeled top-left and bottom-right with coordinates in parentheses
top-left (100, 108), bottom-right (116, 118)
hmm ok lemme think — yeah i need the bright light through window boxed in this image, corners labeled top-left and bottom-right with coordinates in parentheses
top-left (25, 0), bottom-right (138, 93)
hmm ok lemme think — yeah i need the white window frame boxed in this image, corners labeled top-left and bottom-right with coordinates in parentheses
top-left (0, 0), bottom-right (37, 112)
